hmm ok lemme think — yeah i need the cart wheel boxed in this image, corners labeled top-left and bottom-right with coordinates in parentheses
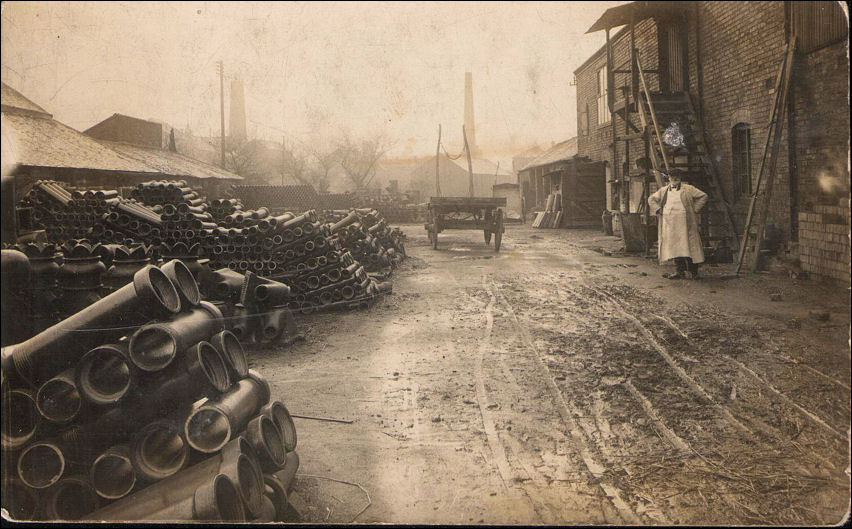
top-left (494, 209), bottom-right (504, 252)
top-left (426, 211), bottom-right (438, 250)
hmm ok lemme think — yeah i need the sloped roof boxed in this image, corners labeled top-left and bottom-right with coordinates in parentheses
top-left (1, 82), bottom-right (51, 117)
top-left (520, 138), bottom-right (578, 171)
top-left (97, 140), bottom-right (242, 180)
top-left (2, 111), bottom-right (159, 174)
top-left (2, 81), bottom-right (158, 174)
top-left (587, 1), bottom-right (687, 33)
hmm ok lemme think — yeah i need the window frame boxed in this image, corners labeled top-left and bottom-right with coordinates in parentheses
top-left (596, 66), bottom-right (610, 125)
top-left (731, 122), bottom-right (752, 199)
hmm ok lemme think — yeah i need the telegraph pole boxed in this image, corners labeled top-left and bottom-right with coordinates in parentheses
top-left (435, 124), bottom-right (442, 197)
top-left (216, 60), bottom-right (226, 169)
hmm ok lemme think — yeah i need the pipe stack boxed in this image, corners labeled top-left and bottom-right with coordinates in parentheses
top-left (208, 198), bottom-right (244, 223)
top-left (198, 269), bottom-right (303, 346)
top-left (19, 181), bottom-right (400, 313)
top-left (1, 260), bottom-right (301, 521)
top-left (130, 180), bottom-right (206, 211)
top-left (13, 242), bottom-right (61, 336)
top-left (323, 208), bottom-right (406, 272)
top-left (91, 198), bottom-right (164, 245)
top-left (21, 181), bottom-right (82, 241)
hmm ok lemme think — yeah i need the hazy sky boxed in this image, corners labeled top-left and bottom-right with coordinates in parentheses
top-left (1, 1), bottom-right (626, 159)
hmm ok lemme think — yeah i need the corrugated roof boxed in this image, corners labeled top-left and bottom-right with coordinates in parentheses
top-left (1, 82), bottom-right (51, 117)
top-left (2, 111), bottom-right (160, 173)
top-left (520, 138), bottom-right (578, 171)
top-left (97, 140), bottom-right (243, 180)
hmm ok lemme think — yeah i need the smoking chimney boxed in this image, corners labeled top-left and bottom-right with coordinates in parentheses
top-left (464, 72), bottom-right (478, 157)
top-left (229, 79), bottom-right (247, 142)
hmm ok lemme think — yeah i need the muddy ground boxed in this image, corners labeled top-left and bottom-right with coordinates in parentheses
top-left (247, 223), bottom-right (851, 525)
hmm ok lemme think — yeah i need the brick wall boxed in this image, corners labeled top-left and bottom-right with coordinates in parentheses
top-left (798, 204), bottom-right (850, 282)
top-left (696, 1), bottom-right (790, 236)
top-left (792, 40), bottom-right (850, 214)
top-left (791, 38), bottom-right (850, 282)
top-left (576, 18), bottom-right (659, 212)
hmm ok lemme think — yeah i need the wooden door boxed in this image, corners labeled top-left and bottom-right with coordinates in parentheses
top-left (565, 162), bottom-right (607, 228)
top-left (658, 18), bottom-right (688, 93)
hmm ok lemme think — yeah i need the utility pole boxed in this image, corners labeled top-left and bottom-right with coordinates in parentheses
top-left (462, 124), bottom-right (474, 198)
top-left (281, 136), bottom-right (286, 186)
top-left (435, 124), bottom-right (442, 197)
top-left (216, 60), bottom-right (226, 169)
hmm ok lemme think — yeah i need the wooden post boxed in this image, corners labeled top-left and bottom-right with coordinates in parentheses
top-left (606, 28), bottom-right (621, 213)
top-left (435, 124), bottom-right (442, 197)
top-left (623, 18), bottom-right (634, 213)
top-left (463, 125), bottom-right (475, 198)
top-left (217, 61), bottom-right (226, 169)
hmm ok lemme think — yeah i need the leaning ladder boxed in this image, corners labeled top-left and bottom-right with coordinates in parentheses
top-left (735, 36), bottom-right (797, 274)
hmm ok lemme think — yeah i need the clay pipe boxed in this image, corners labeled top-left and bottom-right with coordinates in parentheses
top-left (1, 265), bottom-right (181, 387)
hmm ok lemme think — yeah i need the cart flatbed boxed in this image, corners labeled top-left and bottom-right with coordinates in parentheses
top-left (425, 196), bottom-right (507, 251)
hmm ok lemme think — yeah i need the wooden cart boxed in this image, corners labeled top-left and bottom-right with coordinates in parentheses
top-left (425, 196), bottom-right (507, 251)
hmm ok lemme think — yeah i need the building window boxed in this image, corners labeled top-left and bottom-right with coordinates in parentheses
top-left (597, 66), bottom-right (610, 125)
top-left (579, 103), bottom-right (590, 136)
top-left (790, 1), bottom-right (848, 54)
top-left (731, 123), bottom-right (751, 198)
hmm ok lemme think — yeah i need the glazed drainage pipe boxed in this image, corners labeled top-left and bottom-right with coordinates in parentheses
top-left (90, 444), bottom-right (136, 500)
top-left (257, 309), bottom-right (286, 344)
top-left (245, 414), bottom-right (286, 472)
top-left (185, 370), bottom-right (271, 454)
top-left (86, 441), bottom-right (263, 520)
top-left (254, 282), bottom-right (291, 307)
top-left (161, 260), bottom-right (201, 311)
top-left (129, 418), bottom-right (190, 483)
top-left (210, 330), bottom-right (248, 381)
top-left (278, 210), bottom-right (316, 230)
top-left (58, 341), bottom-right (231, 460)
top-left (1, 388), bottom-right (41, 451)
top-left (3, 479), bottom-right (40, 520)
top-left (128, 301), bottom-right (224, 372)
top-left (40, 475), bottom-right (101, 520)
top-left (35, 368), bottom-right (83, 424)
top-left (273, 450), bottom-right (300, 494)
top-left (1, 265), bottom-right (181, 387)
top-left (261, 400), bottom-right (297, 453)
top-left (75, 343), bottom-right (138, 406)
top-left (208, 268), bottom-right (245, 301)
top-left (330, 210), bottom-right (359, 233)
top-left (262, 474), bottom-right (289, 521)
top-left (142, 473), bottom-right (247, 521)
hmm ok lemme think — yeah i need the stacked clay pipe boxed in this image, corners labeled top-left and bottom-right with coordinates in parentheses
top-left (1, 256), bottom-right (300, 521)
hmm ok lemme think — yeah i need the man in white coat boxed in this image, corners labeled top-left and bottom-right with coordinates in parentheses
top-left (647, 170), bottom-right (708, 279)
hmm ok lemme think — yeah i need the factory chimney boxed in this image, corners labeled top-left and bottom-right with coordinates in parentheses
top-left (229, 79), bottom-right (247, 142)
top-left (464, 72), bottom-right (479, 157)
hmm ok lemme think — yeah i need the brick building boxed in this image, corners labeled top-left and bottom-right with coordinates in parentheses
top-left (575, 1), bottom-right (849, 281)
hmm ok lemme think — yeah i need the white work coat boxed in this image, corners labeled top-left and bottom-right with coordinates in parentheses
top-left (647, 183), bottom-right (708, 264)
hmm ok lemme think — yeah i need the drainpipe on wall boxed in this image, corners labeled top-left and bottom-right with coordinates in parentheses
top-left (784, 0), bottom-right (799, 242)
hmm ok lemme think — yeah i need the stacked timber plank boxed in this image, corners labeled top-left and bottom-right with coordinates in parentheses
top-left (532, 192), bottom-right (562, 229)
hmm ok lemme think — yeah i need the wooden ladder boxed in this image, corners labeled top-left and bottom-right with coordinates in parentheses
top-left (735, 37), bottom-right (797, 274)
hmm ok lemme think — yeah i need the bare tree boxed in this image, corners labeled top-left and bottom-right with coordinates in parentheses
top-left (221, 137), bottom-right (266, 184)
top-left (279, 142), bottom-right (311, 187)
top-left (337, 134), bottom-right (392, 191)
top-left (306, 145), bottom-right (339, 194)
